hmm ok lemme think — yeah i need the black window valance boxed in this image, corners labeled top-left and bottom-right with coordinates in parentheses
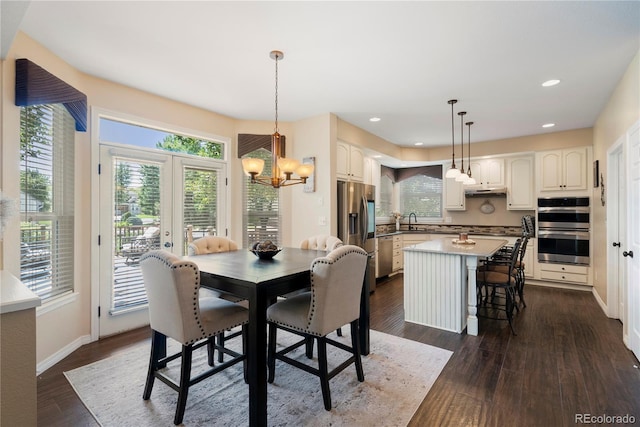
top-left (15, 58), bottom-right (87, 132)
top-left (237, 134), bottom-right (286, 158)
top-left (394, 165), bottom-right (443, 182)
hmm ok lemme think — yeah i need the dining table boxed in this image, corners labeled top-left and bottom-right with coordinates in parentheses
top-left (185, 247), bottom-right (371, 427)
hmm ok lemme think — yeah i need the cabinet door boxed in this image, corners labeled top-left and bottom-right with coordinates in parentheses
top-left (336, 142), bottom-right (350, 180)
top-left (349, 145), bottom-right (365, 182)
top-left (468, 160), bottom-right (484, 184)
top-left (507, 157), bottom-right (534, 210)
top-left (483, 158), bottom-right (504, 186)
top-left (444, 172), bottom-right (465, 210)
top-left (538, 150), bottom-right (563, 191)
top-left (563, 147), bottom-right (588, 191)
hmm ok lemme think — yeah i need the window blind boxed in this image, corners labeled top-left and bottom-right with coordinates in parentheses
top-left (20, 104), bottom-right (75, 299)
top-left (242, 148), bottom-right (280, 248)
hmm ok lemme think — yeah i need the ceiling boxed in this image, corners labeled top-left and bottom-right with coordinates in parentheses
top-left (4, 1), bottom-right (640, 152)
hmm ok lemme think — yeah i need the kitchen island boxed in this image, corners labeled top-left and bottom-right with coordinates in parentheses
top-left (403, 237), bottom-right (507, 335)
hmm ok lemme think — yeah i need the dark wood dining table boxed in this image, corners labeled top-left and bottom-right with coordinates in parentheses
top-left (185, 247), bottom-right (371, 427)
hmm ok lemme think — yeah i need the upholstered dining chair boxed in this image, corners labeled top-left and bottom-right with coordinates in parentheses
top-left (299, 234), bottom-right (343, 252)
top-left (476, 239), bottom-right (522, 335)
top-left (481, 236), bottom-right (529, 310)
top-left (266, 245), bottom-right (368, 410)
top-left (187, 236), bottom-right (246, 361)
top-left (140, 250), bottom-right (248, 425)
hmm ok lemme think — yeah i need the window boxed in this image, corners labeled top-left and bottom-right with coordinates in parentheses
top-left (377, 174), bottom-right (393, 218)
top-left (398, 170), bottom-right (443, 218)
top-left (242, 148), bottom-right (280, 248)
top-left (20, 104), bottom-right (75, 300)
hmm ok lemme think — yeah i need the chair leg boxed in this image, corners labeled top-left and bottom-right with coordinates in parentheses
top-left (267, 323), bottom-right (277, 383)
top-left (336, 327), bottom-right (343, 336)
top-left (207, 336), bottom-right (215, 367)
top-left (242, 325), bottom-right (249, 383)
top-left (217, 332), bottom-right (225, 363)
top-left (143, 330), bottom-right (166, 400)
top-left (174, 345), bottom-right (193, 425)
top-left (350, 320), bottom-right (365, 382)
top-left (316, 337), bottom-right (332, 411)
top-left (305, 336), bottom-right (314, 359)
top-left (505, 288), bottom-right (517, 336)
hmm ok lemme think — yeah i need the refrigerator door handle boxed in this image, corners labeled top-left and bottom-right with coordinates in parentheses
top-left (361, 195), bottom-right (368, 246)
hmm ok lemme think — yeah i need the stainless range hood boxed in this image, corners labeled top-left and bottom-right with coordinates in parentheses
top-left (464, 186), bottom-right (507, 197)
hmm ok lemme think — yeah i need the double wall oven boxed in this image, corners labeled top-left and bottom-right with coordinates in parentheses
top-left (537, 197), bottom-right (590, 265)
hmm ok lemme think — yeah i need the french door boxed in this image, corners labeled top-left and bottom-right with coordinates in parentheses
top-left (98, 144), bottom-right (226, 337)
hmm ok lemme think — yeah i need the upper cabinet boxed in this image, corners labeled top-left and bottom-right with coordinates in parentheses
top-left (468, 158), bottom-right (504, 187)
top-left (506, 156), bottom-right (534, 210)
top-left (536, 147), bottom-right (589, 193)
top-left (444, 164), bottom-right (465, 211)
top-left (337, 141), bottom-right (365, 182)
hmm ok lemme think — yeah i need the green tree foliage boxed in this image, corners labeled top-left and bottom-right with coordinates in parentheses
top-left (156, 134), bottom-right (222, 159)
top-left (20, 106), bottom-right (52, 211)
top-left (399, 174), bottom-right (442, 217)
top-left (139, 164), bottom-right (160, 216)
top-left (115, 162), bottom-right (131, 205)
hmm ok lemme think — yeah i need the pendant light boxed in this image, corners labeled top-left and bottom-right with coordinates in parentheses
top-left (465, 121), bottom-right (476, 185)
top-left (242, 50), bottom-right (314, 188)
top-left (445, 99), bottom-right (460, 178)
top-left (455, 111), bottom-right (468, 182)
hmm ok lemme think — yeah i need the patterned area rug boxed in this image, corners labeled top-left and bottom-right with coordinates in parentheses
top-left (64, 330), bottom-right (452, 426)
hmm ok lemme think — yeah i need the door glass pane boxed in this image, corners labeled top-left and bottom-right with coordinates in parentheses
top-left (183, 167), bottom-right (218, 254)
top-left (112, 159), bottom-right (161, 312)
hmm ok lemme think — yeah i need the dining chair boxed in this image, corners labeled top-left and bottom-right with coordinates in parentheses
top-left (188, 236), bottom-right (246, 361)
top-left (140, 250), bottom-right (248, 425)
top-left (476, 239), bottom-right (522, 335)
top-left (266, 245), bottom-right (368, 410)
top-left (481, 236), bottom-right (529, 310)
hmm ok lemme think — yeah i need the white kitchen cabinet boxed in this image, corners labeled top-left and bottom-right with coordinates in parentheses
top-left (392, 234), bottom-right (403, 271)
top-left (363, 157), bottom-right (380, 187)
top-left (468, 158), bottom-right (504, 187)
top-left (444, 165), bottom-right (465, 211)
top-left (506, 156), bottom-right (534, 210)
top-left (536, 147), bottom-right (589, 193)
top-left (336, 141), bottom-right (364, 182)
top-left (523, 238), bottom-right (535, 279)
top-left (538, 262), bottom-right (589, 285)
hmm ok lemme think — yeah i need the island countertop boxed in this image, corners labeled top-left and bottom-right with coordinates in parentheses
top-left (403, 237), bottom-right (508, 258)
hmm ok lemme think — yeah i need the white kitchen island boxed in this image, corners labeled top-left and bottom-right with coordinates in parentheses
top-left (403, 237), bottom-right (507, 335)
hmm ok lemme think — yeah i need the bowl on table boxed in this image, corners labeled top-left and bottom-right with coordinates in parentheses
top-left (250, 248), bottom-right (282, 260)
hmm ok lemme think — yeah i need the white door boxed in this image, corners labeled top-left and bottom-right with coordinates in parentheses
top-left (615, 149), bottom-right (627, 320)
top-left (626, 121), bottom-right (640, 361)
top-left (98, 145), bottom-right (226, 337)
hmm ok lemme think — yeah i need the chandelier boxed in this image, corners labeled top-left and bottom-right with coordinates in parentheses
top-left (241, 50), bottom-right (314, 188)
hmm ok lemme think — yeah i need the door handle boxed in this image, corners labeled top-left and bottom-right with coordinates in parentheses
top-left (613, 242), bottom-right (621, 247)
top-left (623, 250), bottom-right (634, 258)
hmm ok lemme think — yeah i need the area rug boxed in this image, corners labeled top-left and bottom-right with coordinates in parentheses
top-left (64, 329), bottom-right (452, 427)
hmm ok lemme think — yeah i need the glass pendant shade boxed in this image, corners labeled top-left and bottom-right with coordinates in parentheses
top-left (446, 167), bottom-right (461, 178)
top-left (277, 157), bottom-right (300, 174)
top-left (295, 163), bottom-right (314, 178)
top-left (455, 172), bottom-right (468, 182)
top-left (465, 173), bottom-right (476, 185)
top-left (242, 158), bottom-right (264, 176)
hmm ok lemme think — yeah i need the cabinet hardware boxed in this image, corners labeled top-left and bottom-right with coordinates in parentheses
top-left (623, 251), bottom-right (634, 258)
top-left (613, 242), bottom-right (621, 247)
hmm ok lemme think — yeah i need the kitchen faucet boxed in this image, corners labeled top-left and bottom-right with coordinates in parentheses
top-left (408, 212), bottom-right (417, 231)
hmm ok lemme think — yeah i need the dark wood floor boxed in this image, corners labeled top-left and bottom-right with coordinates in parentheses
top-left (38, 275), bottom-right (640, 426)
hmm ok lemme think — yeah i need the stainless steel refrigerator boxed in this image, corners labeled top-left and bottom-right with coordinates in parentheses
top-left (337, 180), bottom-right (376, 292)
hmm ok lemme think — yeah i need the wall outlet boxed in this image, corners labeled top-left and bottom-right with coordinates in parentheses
top-left (445, 216), bottom-right (452, 223)
top-left (318, 216), bottom-right (327, 226)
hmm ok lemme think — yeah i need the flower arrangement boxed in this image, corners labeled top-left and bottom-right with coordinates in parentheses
top-left (390, 211), bottom-right (403, 221)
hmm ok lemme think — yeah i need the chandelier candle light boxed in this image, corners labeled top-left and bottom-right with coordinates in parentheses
top-left (242, 50), bottom-right (314, 188)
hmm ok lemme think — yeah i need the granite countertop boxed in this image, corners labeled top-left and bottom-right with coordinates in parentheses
top-left (376, 223), bottom-right (523, 237)
top-left (403, 237), bottom-right (508, 257)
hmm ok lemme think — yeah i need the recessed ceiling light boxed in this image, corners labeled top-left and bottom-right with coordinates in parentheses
top-left (414, 142), bottom-right (423, 146)
top-left (373, 155), bottom-right (382, 158)
top-left (542, 79), bottom-right (561, 87)
top-left (369, 117), bottom-right (381, 122)
top-left (542, 123), bottom-right (555, 128)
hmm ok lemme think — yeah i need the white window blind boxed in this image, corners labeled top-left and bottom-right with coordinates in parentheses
top-left (20, 104), bottom-right (75, 299)
top-left (377, 175), bottom-right (394, 218)
top-left (242, 148), bottom-right (280, 248)
top-left (399, 174), bottom-right (443, 218)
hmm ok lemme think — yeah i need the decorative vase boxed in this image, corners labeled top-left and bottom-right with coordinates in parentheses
top-left (396, 219), bottom-right (400, 231)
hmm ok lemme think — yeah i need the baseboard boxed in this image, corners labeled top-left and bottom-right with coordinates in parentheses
top-left (37, 334), bottom-right (92, 375)
top-left (591, 287), bottom-right (610, 317)
top-left (526, 279), bottom-right (592, 292)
